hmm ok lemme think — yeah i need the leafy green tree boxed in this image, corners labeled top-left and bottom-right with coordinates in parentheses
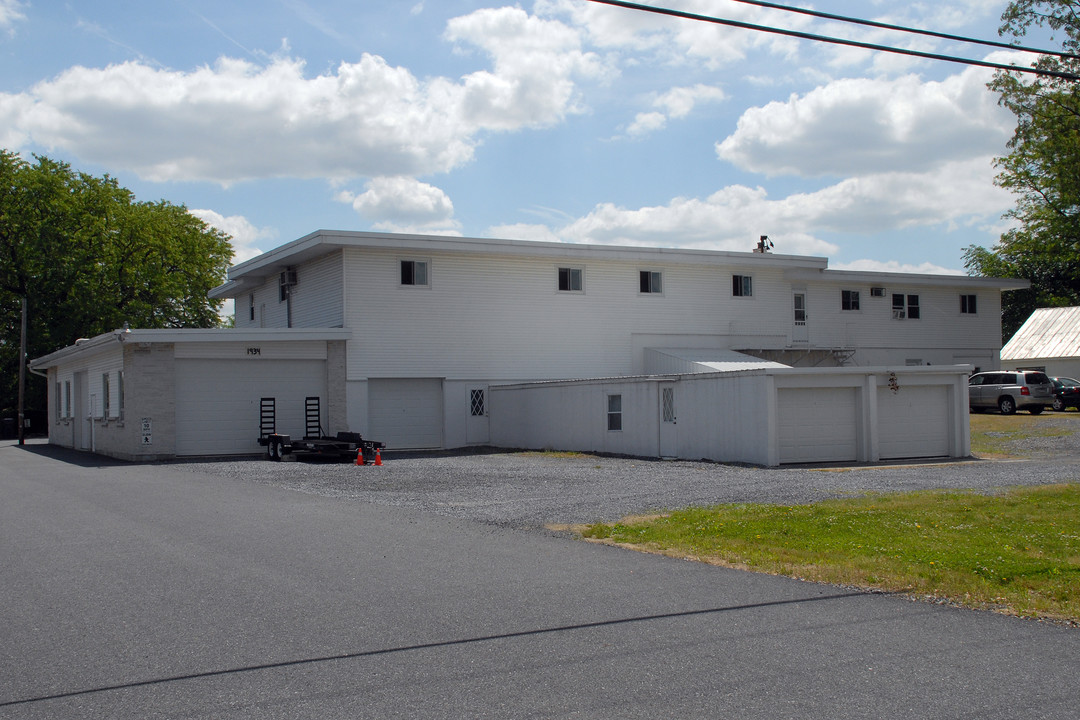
top-left (0, 150), bottom-right (234, 422)
top-left (964, 0), bottom-right (1080, 341)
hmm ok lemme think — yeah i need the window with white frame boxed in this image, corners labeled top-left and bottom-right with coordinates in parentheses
top-left (470, 389), bottom-right (486, 417)
top-left (732, 275), bottom-right (753, 297)
top-left (841, 290), bottom-right (860, 311)
top-left (64, 380), bottom-right (71, 418)
top-left (117, 371), bottom-right (125, 420)
top-left (55, 382), bottom-right (61, 421)
top-left (558, 267), bottom-right (583, 293)
top-left (607, 394), bottom-right (622, 431)
top-left (639, 270), bottom-right (662, 294)
top-left (400, 259), bottom-right (429, 287)
top-left (892, 293), bottom-right (920, 319)
top-left (960, 294), bottom-right (977, 314)
top-left (249, 293), bottom-right (256, 322)
top-left (102, 373), bottom-right (110, 418)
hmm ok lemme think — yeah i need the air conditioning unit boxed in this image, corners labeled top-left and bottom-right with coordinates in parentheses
top-left (870, 287), bottom-right (886, 297)
top-left (892, 309), bottom-right (906, 319)
top-left (280, 269), bottom-right (298, 286)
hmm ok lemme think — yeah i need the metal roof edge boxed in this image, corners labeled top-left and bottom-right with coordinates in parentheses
top-left (785, 268), bottom-right (1030, 290)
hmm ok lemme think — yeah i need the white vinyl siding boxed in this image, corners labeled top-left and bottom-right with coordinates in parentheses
top-left (233, 251), bottom-right (344, 329)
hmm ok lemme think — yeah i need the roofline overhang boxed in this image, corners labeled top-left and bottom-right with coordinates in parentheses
top-left (30, 327), bottom-right (352, 369)
top-left (784, 268), bottom-right (1030, 291)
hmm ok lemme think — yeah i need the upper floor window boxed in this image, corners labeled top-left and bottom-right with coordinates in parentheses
top-left (893, 293), bottom-right (920, 320)
top-left (841, 290), bottom-right (860, 311)
top-left (401, 260), bottom-right (429, 287)
top-left (960, 294), bottom-right (977, 314)
top-left (639, 270), bottom-right (663, 294)
top-left (558, 267), bottom-right (583, 292)
top-left (249, 293), bottom-right (256, 321)
top-left (732, 275), bottom-right (753, 297)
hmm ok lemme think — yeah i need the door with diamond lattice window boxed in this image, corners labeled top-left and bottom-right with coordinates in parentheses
top-left (466, 386), bottom-right (489, 444)
top-left (658, 382), bottom-right (677, 458)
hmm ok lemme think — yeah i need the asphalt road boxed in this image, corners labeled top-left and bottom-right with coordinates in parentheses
top-left (1, 441), bottom-right (1078, 719)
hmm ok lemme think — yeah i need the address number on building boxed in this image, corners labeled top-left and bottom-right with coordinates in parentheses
top-left (247, 347), bottom-right (261, 356)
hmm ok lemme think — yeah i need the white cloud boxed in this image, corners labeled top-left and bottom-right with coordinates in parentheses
top-left (0, 7), bottom-right (604, 184)
top-left (627, 83), bottom-right (726, 136)
top-left (189, 209), bottom-right (274, 264)
top-left (0, 0), bottom-right (26, 35)
top-left (830, 259), bottom-right (966, 275)
top-left (340, 176), bottom-right (461, 234)
top-left (487, 223), bottom-right (562, 243)
top-left (716, 66), bottom-right (1013, 178)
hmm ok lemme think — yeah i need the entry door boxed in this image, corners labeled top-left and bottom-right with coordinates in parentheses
top-left (658, 382), bottom-right (677, 458)
top-left (793, 292), bottom-right (808, 343)
top-left (465, 386), bottom-right (489, 444)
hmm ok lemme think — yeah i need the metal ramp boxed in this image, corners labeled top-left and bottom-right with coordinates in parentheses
top-left (259, 397), bottom-right (276, 439)
top-left (305, 396), bottom-right (323, 439)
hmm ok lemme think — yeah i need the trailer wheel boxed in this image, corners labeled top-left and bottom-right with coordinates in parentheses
top-left (268, 439), bottom-right (281, 461)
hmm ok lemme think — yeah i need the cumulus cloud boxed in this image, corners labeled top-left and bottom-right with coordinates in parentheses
top-left (830, 259), bottom-right (966, 275)
top-left (339, 176), bottom-right (461, 235)
top-left (627, 83), bottom-right (726, 136)
top-left (0, 0), bottom-right (26, 35)
top-left (189, 209), bottom-right (274, 263)
top-left (716, 67), bottom-right (1013, 177)
top-left (0, 7), bottom-right (602, 185)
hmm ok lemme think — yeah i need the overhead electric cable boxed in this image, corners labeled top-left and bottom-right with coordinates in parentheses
top-left (585, 0), bottom-right (1080, 81)
top-left (722, 0), bottom-right (1078, 60)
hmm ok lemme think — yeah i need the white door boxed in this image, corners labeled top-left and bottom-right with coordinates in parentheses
top-left (793, 293), bottom-right (808, 343)
top-left (658, 382), bottom-right (677, 457)
top-left (369, 378), bottom-right (444, 449)
top-left (778, 387), bottom-right (858, 463)
top-left (175, 359), bottom-right (327, 455)
top-left (465, 386), bottom-right (489, 444)
top-left (877, 385), bottom-right (950, 459)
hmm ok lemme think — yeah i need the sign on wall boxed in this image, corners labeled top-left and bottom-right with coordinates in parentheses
top-left (141, 417), bottom-right (152, 446)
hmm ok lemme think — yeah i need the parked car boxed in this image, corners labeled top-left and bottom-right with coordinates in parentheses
top-left (968, 370), bottom-right (1053, 415)
top-left (1050, 377), bottom-right (1080, 411)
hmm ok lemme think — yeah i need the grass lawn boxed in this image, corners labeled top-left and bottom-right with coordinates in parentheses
top-left (969, 412), bottom-right (1076, 458)
top-left (582, 484), bottom-right (1080, 623)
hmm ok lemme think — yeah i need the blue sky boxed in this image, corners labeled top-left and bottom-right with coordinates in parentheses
top-left (0, 0), bottom-right (1040, 278)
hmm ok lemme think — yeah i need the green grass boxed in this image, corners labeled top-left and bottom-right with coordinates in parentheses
top-left (969, 413), bottom-right (1074, 457)
top-left (582, 484), bottom-right (1080, 622)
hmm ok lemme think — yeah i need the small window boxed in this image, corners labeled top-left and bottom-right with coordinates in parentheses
top-left (55, 382), bottom-right (62, 421)
top-left (893, 293), bottom-right (920, 319)
top-left (249, 293), bottom-right (256, 322)
top-left (401, 260), bottom-right (429, 287)
top-left (102, 373), bottom-right (110, 418)
top-left (841, 290), bottom-right (860, 311)
top-left (117, 371), bottom-right (125, 420)
top-left (470, 389), bottom-right (486, 417)
top-left (558, 267), bottom-right (583, 292)
top-left (607, 394), bottom-right (622, 431)
top-left (961, 294), bottom-right (977, 314)
top-left (639, 270), bottom-right (662, 294)
top-left (732, 275), bottom-right (753, 297)
top-left (64, 380), bottom-right (71, 418)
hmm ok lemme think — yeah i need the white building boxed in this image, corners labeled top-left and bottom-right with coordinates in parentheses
top-left (32, 230), bottom-right (1025, 464)
top-left (1001, 306), bottom-right (1080, 379)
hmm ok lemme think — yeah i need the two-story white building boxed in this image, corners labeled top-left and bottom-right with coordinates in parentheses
top-left (32, 230), bottom-right (1025, 464)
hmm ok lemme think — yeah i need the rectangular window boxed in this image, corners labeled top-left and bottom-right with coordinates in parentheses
top-left (607, 394), bottom-right (622, 431)
top-left (102, 373), bottom-right (110, 418)
top-left (639, 270), bottom-right (662, 294)
top-left (64, 380), bottom-right (71, 418)
top-left (55, 382), bottom-right (61, 421)
top-left (893, 293), bottom-right (920, 319)
top-left (558, 267), bottom-right (583, 292)
top-left (961, 294), bottom-right (977, 314)
top-left (249, 293), bottom-right (256, 322)
top-left (117, 371), bottom-right (125, 420)
top-left (841, 290), bottom-right (860, 311)
top-left (470, 389), bottom-right (486, 417)
top-left (732, 275), bottom-right (753, 297)
top-left (400, 260), bottom-right (429, 286)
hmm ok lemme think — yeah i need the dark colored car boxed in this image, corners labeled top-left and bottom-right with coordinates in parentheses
top-left (1050, 377), bottom-right (1080, 411)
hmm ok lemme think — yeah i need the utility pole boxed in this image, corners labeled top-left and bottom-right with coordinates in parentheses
top-left (18, 296), bottom-right (26, 446)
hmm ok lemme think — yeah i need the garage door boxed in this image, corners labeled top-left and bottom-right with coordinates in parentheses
top-left (778, 387), bottom-right (858, 464)
top-left (368, 378), bottom-right (444, 450)
top-left (877, 385), bottom-right (950, 459)
top-left (175, 359), bottom-right (327, 455)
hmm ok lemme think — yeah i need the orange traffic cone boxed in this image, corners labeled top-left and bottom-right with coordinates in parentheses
top-left (374, 448), bottom-right (382, 466)
top-left (355, 448), bottom-right (365, 466)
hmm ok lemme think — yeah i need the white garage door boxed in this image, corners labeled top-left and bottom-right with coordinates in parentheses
top-left (175, 359), bottom-right (327, 456)
top-left (778, 387), bottom-right (858, 464)
top-left (877, 385), bottom-right (950, 459)
top-left (369, 378), bottom-right (444, 450)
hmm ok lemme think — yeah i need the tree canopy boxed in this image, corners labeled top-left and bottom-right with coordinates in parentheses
top-left (964, 0), bottom-right (1080, 341)
top-left (0, 150), bottom-right (234, 420)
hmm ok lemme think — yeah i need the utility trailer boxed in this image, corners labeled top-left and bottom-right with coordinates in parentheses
top-left (258, 397), bottom-right (385, 463)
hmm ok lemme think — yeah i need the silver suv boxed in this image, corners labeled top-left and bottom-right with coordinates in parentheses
top-left (968, 370), bottom-right (1053, 415)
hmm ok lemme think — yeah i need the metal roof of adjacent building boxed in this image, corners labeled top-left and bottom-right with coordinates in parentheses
top-left (1001, 307), bottom-right (1080, 360)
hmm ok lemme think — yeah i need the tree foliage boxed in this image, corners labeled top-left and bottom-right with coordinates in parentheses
top-left (0, 150), bottom-right (234, 418)
top-left (964, 0), bottom-right (1080, 341)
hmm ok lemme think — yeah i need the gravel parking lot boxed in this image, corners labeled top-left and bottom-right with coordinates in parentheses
top-left (178, 436), bottom-right (1080, 528)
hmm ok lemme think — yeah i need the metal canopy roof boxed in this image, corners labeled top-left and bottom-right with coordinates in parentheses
top-left (1001, 307), bottom-right (1080, 360)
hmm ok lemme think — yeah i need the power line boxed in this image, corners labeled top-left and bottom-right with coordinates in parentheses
top-left (585, 0), bottom-right (1080, 81)
top-left (722, 0), bottom-right (1078, 61)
